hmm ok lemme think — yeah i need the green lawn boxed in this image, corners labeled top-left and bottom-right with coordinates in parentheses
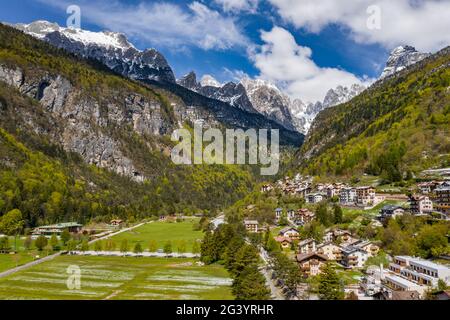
top-left (0, 255), bottom-right (233, 300)
top-left (109, 220), bottom-right (203, 252)
top-left (0, 253), bottom-right (35, 273)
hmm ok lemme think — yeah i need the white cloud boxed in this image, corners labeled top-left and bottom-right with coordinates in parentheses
top-left (39, 0), bottom-right (248, 50)
top-left (252, 26), bottom-right (372, 103)
top-left (213, 0), bottom-right (259, 13)
top-left (268, 0), bottom-right (450, 52)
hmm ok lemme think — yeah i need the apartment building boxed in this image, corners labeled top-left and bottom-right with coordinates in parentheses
top-left (356, 186), bottom-right (376, 206)
top-left (409, 195), bottom-right (433, 215)
top-left (340, 246), bottom-right (369, 268)
top-left (340, 187), bottom-right (357, 204)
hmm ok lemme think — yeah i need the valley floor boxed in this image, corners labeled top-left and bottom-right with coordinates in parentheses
top-left (0, 255), bottom-right (233, 300)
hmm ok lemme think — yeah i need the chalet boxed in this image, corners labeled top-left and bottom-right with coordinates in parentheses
top-left (340, 187), bottom-right (357, 204)
top-left (417, 181), bottom-right (439, 194)
top-left (340, 246), bottom-right (369, 268)
top-left (316, 242), bottom-right (342, 261)
top-left (379, 205), bottom-right (405, 221)
top-left (306, 193), bottom-right (324, 204)
top-left (352, 240), bottom-right (380, 257)
top-left (356, 186), bottom-right (376, 206)
top-left (32, 222), bottom-right (82, 236)
top-left (287, 209), bottom-right (296, 221)
top-left (296, 208), bottom-right (315, 225)
top-left (110, 219), bottom-right (124, 227)
top-left (275, 236), bottom-right (292, 249)
top-left (409, 195), bottom-right (433, 215)
top-left (243, 220), bottom-right (259, 233)
top-left (323, 229), bottom-right (357, 245)
top-left (296, 252), bottom-right (329, 277)
top-left (278, 227), bottom-right (300, 240)
top-left (298, 238), bottom-right (317, 254)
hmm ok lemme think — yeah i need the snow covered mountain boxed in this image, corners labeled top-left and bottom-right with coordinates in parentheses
top-left (13, 20), bottom-right (176, 83)
top-left (380, 45), bottom-right (430, 79)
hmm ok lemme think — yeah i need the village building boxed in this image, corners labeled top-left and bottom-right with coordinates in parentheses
top-left (243, 220), bottom-right (259, 233)
top-left (356, 186), bottom-right (376, 206)
top-left (379, 205), bottom-right (405, 222)
top-left (32, 222), bottom-right (82, 237)
top-left (435, 183), bottom-right (450, 215)
top-left (316, 242), bottom-right (343, 261)
top-left (323, 229), bottom-right (357, 246)
top-left (296, 208), bottom-right (315, 225)
top-left (296, 252), bottom-right (329, 277)
top-left (352, 240), bottom-right (380, 257)
top-left (110, 219), bottom-right (124, 227)
top-left (298, 238), bottom-right (317, 254)
top-left (278, 227), bottom-right (300, 240)
top-left (409, 195), bottom-right (433, 215)
top-left (340, 246), bottom-right (369, 268)
top-left (274, 236), bottom-right (292, 249)
top-left (261, 184), bottom-right (273, 193)
top-left (275, 208), bottom-right (283, 221)
top-left (389, 256), bottom-right (450, 288)
top-left (340, 187), bottom-right (357, 204)
top-left (287, 209), bottom-right (296, 221)
top-left (306, 193), bottom-right (324, 204)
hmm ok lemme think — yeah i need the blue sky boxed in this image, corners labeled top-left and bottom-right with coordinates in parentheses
top-left (1, 0), bottom-right (449, 103)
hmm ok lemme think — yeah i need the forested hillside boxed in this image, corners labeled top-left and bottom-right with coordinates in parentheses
top-left (296, 46), bottom-right (450, 182)
top-left (0, 24), bottom-right (258, 227)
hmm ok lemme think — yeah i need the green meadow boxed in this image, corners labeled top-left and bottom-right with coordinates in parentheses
top-left (108, 220), bottom-right (203, 252)
top-left (0, 255), bottom-right (233, 300)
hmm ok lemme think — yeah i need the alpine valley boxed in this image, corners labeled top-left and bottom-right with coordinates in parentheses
top-left (0, 13), bottom-right (449, 303)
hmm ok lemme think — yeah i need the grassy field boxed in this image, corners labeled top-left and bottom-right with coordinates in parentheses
top-left (0, 253), bottom-right (35, 273)
top-left (108, 220), bottom-right (203, 252)
top-left (0, 255), bottom-right (233, 300)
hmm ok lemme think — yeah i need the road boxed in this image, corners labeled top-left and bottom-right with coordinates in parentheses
top-left (0, 251), bottom-right (63, 279)
top-left (258, 246), bottom-right (285, 300)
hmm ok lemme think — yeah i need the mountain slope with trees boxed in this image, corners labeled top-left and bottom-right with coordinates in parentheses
top-left (0, 23), bottom-right (264, 227)
top-left (296, 46), bottom-right (450, 182)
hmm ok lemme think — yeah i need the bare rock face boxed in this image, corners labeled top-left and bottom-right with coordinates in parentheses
top-left (0, 64), bottom-right (178, 181)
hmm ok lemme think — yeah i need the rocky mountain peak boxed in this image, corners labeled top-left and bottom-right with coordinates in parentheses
top-left (177, 71), bottom-right (200, 91)
top-left (381, 45), bottom-right (430, 79)
top-left (200, 74), bottom-right (221, 88)
top-left (13, 20), bottom-right (176, 83)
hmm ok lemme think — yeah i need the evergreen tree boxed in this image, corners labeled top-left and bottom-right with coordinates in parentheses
top-left (318, 263), bottom-right (345, 300)
top-left (232, 266), bottom-right (270, 300)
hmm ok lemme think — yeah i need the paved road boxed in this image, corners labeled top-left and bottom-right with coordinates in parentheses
top-left (258, 247), bottom-right (285, 300)
top-left (0, 251), bottom-right (63, 279)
